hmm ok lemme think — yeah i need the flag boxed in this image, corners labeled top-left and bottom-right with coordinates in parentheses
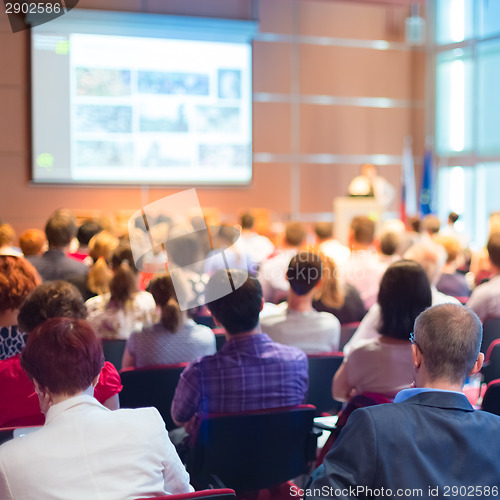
top-left (420, 150), bottom-right (434, 216)
top-left (400, 138), bottom-right (417, 222)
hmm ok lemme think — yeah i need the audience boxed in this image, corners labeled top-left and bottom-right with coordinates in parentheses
top-left (0, 317), bottom-right (192, 500)
top-left (420, 213), bottom-right (441, 239)
top-left (261, 252), bottom-right (340, 353)
top-left (314, 222), bottom-right (350, 268)
top-left (121, 273), bottom-right (216, 368)
top-left (308, 304), bottom-right (500, 496)
top-left (312, 254), bottom-right (366, 324)
top-left (259, 221), bottom-right (307, 303)
top-left (171, 269), bottom-right (308, 433)
top-left (468, 231), bottom-right (500, 321)
top-left (19, 229), bottom-right (46, 258)
top-left (68, 219), bottom-right (102, 262)
top-left (0, 281), bottom-right (122, 428)
top-left (240, 212), bottom-right (274, 269)
top-left (86, 244), bottom-right (157, 339)
top-left (0, 224), bottom-right (22, 257)
top-left (341, 216), bottom-right (387, 309)
top-left (332, 260), bottom-right (432, 401)
top-left (29, 210), bottom-right (89, 282)
top-left (0, 256), bottom-right (41, 360)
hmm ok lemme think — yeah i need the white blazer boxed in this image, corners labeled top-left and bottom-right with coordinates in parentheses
top-left (0, 395), bottom-right (192, 500)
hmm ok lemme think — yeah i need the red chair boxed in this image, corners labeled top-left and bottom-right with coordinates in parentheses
top-left (481, 378), bottom-right (500, 416)
top-left (136, 488), bottom-right (236, 500)
top-left (306, 352), bottom-right (344, 414)
top-left (339, 322), bottom-right (360, 351)
top-left (119, 363), bottom-right (188, 431)
top-left (186, 405), bottom-right (319, 492)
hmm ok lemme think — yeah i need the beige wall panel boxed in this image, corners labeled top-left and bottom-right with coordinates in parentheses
top-left (0, 32), bottom-right (27, 85)
top-left (0, 88), bottom-right (28, 153)
top-left (253, 41), bottom-right (291, 94)
top-left (298, 1), bottom-right (408, 41)
top-left (299, 105), bottom-right (411, 155)
top-left (253, 102), bottom-right (291, 153)
top-left (411, 50), bottom-right (426, 101)
top-left (142, 0), bottom-right (252, 18)
top-left (300, 45), bottom-right (413, 99)
top-left (258, 0), bottom-right (294, 34)
top-left (299, 162), bottom-right (401, 213)
top-left (411, 108), bottom-right (426, 156)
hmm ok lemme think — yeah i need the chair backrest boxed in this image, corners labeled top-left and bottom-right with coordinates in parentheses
top-left (187, 405), bottom-right (318, 492)
top-left (339, 322), bottom-right (360, 351)
top-left (119, 363), bottom-right (188, 431)
top-left (306, 352), bottom-right (344, 414)
top-left (136, 488), bottom-right (236, 500)
top-left (0, 427), bottom-right (15, 446)
top-left (481, 378), bottom-right (500, 416)
top-left (481, 317), bottom-right (500, 354)
top-left (102, 338), bottom-right (127, 371)
top-left (483, 340), bottom-right (500, 386)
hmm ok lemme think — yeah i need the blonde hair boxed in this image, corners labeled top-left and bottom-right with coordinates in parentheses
top-left (315, 254), bottom-right (345, 309)
top-left (434, 235), bottom-right (462, 264)
top-left (88, 231), bottom-right (119, 263)
top-left (0, 224), bottom-right (16, 248)
top-left (87, 257), bottom-right (113, 296)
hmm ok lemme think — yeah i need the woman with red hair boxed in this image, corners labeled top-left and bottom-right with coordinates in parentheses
top-left (0, 317), bottom-right (192, 499)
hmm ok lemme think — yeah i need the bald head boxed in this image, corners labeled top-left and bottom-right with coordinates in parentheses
top-left (413, 304), bottom-right (482, 386)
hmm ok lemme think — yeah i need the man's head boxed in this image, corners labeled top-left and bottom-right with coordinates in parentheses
top-left (240, 212), bottom-right (255, 230)
top-left (206, 269), bottom-right (263, 335)
top-left (413, 304), bottom-right (483, 387)
top-left (487, 232), bottom-right (500, 270)
top-left (314, 222), bottom-right (333, 242)
top-left (350, 216), bottom-right (375, 246)
top-left (421, 214), bottom-right (441, 235)
top-left (404, 240), bottom-right (446, 285)
top-left (45, 211), bottom-right (77, 248)
top-left (286, 251), bottom-right (323, 297)
top-left (19, 229), bottom-right (46, 256)
top-left (77, 221), bottom-right (102, 247)
top-left (285, 222), bottom-right (306, 247)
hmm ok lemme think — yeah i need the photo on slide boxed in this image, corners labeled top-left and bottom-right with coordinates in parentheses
top-left (76, 140), bottom-right (133, 168)
top-left (138, 71), bottom-right (210, 96)
top-left (139, 102), bottom-right (188, 133)
top-left (194, 106), bottom-right (240, 133)
top-left (199, 144), bottom-right (249, 167)
top-left (76, 105), bottom-right (133, 133)
top-left (76, 67), bottom-right (131, 97)
top-left (139, 139), bottom-right (191, 168)
top-left (218, 69), bottom-right (241, 99)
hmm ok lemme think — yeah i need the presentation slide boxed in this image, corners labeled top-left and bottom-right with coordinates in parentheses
top-left (30, 11), bottom-right (255, 185)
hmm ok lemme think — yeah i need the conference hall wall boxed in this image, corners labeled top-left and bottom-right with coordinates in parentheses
top-left (0, 0), bottom-right (425, 234)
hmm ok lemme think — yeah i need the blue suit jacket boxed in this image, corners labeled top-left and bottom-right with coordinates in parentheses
top-left (309, 391), bottom-right (500, 499)
top-left (29, 249), bottom-right (88, 282)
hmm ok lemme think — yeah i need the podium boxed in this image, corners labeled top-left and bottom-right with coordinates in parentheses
top-left (334, 197), bottom-right (383, 246)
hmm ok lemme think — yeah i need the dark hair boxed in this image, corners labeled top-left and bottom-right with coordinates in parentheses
top-left (109, 262), bottom-right (137, 305)
top-left (314, 222), bottom-right (333, 240)
top-left (287, 251), bottom-right (323, 296)
top-left (448, 211), bottom-right (459, 224)
top-left (77, 221), bottom-right (102, 246)
top-left (21, 317), bottom-right (104, 395)
top-left (147, 273), bottom-right (181, 332)
top-left (17, 281), bottom-right (87, 333)
top-left (378, 260), bottom-right (432, 340)
top-left (111, 244), bottom-right (138, 273)
top-left (285, 222), bottom-right (306, 247)
top-left (414, 304), bottom-right (482, 385)
top-left (0, 256), bottom-right (41, 313)
top-left (487, 232), bottom-right (500, 269)
top-left (351, 216), bottom-right (375, 245)
top-left (240, 212), bottom-right (255, 230)
top-left (380, 231), bottom-right (400, 256)
top-left (206, 269), bottom-right (262, 334)
top-left (45, 212), bottom-right (77, 247)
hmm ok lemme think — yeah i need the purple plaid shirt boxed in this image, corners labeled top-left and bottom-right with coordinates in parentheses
top-left (171, 333), bottom-right (308, 423)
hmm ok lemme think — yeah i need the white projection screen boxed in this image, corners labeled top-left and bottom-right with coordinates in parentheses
top-left (29, 10), bottom-right (256, 185)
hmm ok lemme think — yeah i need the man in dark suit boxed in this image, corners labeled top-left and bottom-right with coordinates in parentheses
top-left (29, 210), bottom-right (88, 282)
top-left (307, 303), bottom-right (500, 499)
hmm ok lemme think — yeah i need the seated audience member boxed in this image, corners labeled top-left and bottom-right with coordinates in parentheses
top-left (0, 281), bottom-right (122, 428)
top-left (440, 211), bottom-right (469, 248)
top-left (259, 221), bottom-right (307, 303)
top-left (468, 231), bottom-right (500, 321)
top-left (0, 317), bottom-right (192, 500)
top-left (435, 235), bottom-right (470, 299)
top-left (86, 245), bottom-right (156, 339)
top-left (312, 254), bottom-right (366, 324)
top-left (261, 252), bottom-right (341, 353)
top-left (240, 212), bottom-right (274, 270)
top-left (171, 270), bottom-right (308, 432)
top-left (314, 222), bottom-right (350, 268)
top-left (68, 219), bottom-right (102, 262)
top-left (343, 240), bottom-right (459, 357)
top-left (0, 224), bottom-right (22, 257)
top-left (332, 260), bottom-right (432, 402)
top-left (122, 273), bottom-right (216, 369)
top-left (0, 256), bottom-right (41, 360)
top-left (308, 304), bottom-right (500, 496)
top-left (19, 229), bottom-right (46, 258)
top-left (341, 216), bottom-right (387, 309)
top-left (377, 227), bottom-right (402, 266)
top-left (420, 213), bottom-right (441, 239)
top-left (29, 210), bottom-right (89, 282)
